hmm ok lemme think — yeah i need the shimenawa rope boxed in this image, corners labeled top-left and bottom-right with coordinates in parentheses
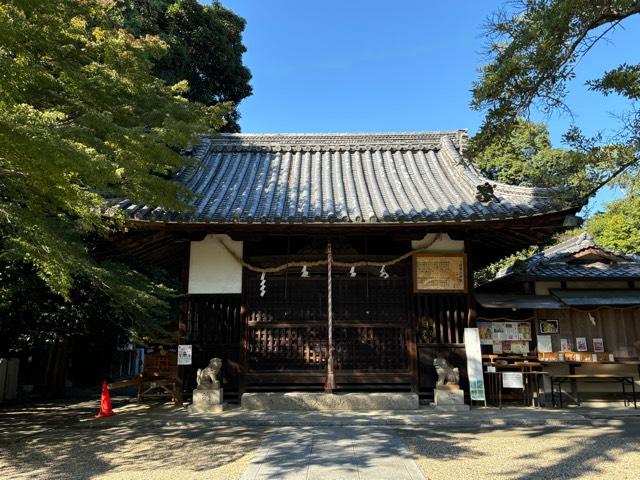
top-left (214, 233), bottom-right (442, 273)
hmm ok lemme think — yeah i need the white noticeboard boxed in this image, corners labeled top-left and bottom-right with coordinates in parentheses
top-left (537, 335), bottom-right (553, 353)
top-left (464, 327), bottom-right (486, 402)
top-left (502, 372), bottom-right (524, 389)
top-left (177, 345), bottom-right (192, 366)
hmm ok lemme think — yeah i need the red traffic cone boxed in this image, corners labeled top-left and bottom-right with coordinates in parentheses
top-left (95, 380), bottom-right (116, 418)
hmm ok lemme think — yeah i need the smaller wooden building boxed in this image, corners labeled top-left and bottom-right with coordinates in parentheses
top-left (476, 233), bottom-right (640, 400)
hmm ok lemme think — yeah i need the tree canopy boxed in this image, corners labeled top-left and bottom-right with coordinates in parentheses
top-left (118, 0), bottom-right (252, 132)
top-left (0, 0), bottom-right (229, 348)
top-left (471, 119), bottom-right (578, 189)
top-left (471, 0), bottom-right (640, 253)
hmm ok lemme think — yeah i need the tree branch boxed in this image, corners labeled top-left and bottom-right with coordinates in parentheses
top-left (583, 154), bottom-right (640, 199)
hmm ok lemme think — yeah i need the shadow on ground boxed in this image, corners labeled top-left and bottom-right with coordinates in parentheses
top-left (2, 399), bottom-right (640, 480)
top-left (397, 422), bottom-right (640, 480)
top-left (0, 400), bottom-right (264, 480)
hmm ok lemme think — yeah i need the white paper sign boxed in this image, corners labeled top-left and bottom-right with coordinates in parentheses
top-left (177, 344), bottom-right (192, 365)
top-left (576, 337), bottom-right (588, 352)
top-left (593, 338), bottom-right (604, 353)
top-left (464, 328), bottom-right (486, 401)
top-left (537, 335), bottom-right (553, 353)
top-left (502, 372), bottom-right (524, 389)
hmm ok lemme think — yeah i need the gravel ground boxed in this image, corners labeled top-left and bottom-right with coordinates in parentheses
top-left (2, 400), bottom-right (640, 479)
top-left (398, 423), bottom-right (640, 480)
top-left (0, 401), bottom-right (267, 480)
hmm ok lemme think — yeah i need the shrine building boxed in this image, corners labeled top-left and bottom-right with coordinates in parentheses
top-left (112, 131), bottom-right (582, 404)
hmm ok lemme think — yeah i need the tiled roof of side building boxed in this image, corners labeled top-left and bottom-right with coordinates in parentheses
top-left (116, 131), bottom-right (577, 224)
top-left (495, 233), bottom-right (640, 282)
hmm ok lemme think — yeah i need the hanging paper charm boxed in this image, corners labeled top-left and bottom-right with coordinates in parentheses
top-left (301, 265), bottom-right (309, 278)
top-left (379, 265), bottom-right (389, 279)
top-left (259, 272), bottom-right (267, 297)
top-left (349, 266), bottom-right (357, 277)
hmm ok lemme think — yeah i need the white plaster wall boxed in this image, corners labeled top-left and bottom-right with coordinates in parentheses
top-left (188, 234), bottom-right (243, 294)
top-left (411, 233), bottom-right (464, 252)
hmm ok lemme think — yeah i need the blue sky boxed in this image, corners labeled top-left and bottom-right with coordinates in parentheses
top-left (220, 0), bottom-right (639, 214)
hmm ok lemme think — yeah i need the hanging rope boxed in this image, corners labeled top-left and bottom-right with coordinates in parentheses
top-left (214, 233), bottom-right (443, 273)
top-left (476, 316), bottom-right (537, 322)
top-left (476, 303), bottom-right (640, 322)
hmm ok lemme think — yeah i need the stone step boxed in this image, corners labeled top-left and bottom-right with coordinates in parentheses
top-left (240, 392), bottom-right (419, 410)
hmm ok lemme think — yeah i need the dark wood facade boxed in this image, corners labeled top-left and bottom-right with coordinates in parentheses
top-left (181, 234), bottom-right (472, 401)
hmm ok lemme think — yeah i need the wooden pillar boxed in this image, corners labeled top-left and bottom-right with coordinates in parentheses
top-left (178, 241), bottom-right (191, 339)
top-left (239, 245), bottom-right (249, 397)
top-left (176, 240), bottom-right (191, 405)
top-left (407, 256), bottom-right (419, 393)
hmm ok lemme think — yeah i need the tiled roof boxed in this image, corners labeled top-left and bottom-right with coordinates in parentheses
top-left (496, 233), bottom-right (640, 281)
top-left (527, 263), bottom-right (640, 278)
top-left (118, 131), bottom-right (572, 224)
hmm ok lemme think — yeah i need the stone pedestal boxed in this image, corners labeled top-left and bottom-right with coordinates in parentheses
top-left (241, 392), bottom-right (419, 411)
top-left (433, 385), bottom-right (469, 412)
top-left (190, 388), bottom-right (224, 413)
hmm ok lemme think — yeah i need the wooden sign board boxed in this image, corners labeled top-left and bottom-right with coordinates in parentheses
top-left (413, 253), bottom-right (467, 293)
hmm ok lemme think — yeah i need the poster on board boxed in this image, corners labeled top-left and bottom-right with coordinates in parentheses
top-left (502, 372), bottom-right (524, 389)
top-left (478, 322), bottom-right (493, 345)
top-left (464, 327), bottom-right (486, 402)
top-left (413, 253), bottom-right (467, 292)
top-left (593, 338), bottom-right (605, 352)
top-left (538, 335), bottom-right (553, 353)
top-left (576, 337), bottom-right (588, 352)
top-left (177, 344), bottom-right (192, 365)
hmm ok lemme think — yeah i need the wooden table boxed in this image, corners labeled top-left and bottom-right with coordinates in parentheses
top-left (483, 369), bottom-right (546, 408)
top-left (548, 374), bottom-right (637, 409)
top-left (541, 360), bottom-right (640, 405)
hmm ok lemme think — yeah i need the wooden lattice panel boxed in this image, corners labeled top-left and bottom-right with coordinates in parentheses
top-left (187, 294), bottom-right (242, 345)
top-left (334, 327), bottom-right (408, 370)
top-left (248, 325), bottom-right (408, 372)
top-left (244, 258), bottom-right (411, 375)
top-left (248, 326), bottom-right (328, 371)
top-left (245, 264), bottom-right (409, 325)
top-left (415, 294), bottom-right (468, 344)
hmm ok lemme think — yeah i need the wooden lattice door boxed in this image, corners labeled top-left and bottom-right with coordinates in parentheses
top-left (243, 259), bottom-right (412, 387)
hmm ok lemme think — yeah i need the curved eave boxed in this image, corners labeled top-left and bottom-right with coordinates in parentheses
top-left (123, 205), bottom-right (581, 230)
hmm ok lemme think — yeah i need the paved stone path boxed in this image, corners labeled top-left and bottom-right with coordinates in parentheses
top-left (241, 426), bottom-right (425, 480)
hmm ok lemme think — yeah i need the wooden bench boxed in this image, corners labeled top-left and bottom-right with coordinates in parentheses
top-left (549, 374), bottom-right (637, 409)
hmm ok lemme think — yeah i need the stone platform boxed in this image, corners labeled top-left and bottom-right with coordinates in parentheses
top-left (189, 388), bottom-right (224, 413)
top-left (241, 392), bottom-right (419, 411)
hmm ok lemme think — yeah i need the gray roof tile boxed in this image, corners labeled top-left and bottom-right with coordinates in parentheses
top-left (122, 131), bottom-right (572, 224)
top-left (497, 233), bottom-right (640, 281)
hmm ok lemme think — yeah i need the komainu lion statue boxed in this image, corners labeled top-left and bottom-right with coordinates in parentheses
top-left (433, 355), bottom-right (459, 387)
top-left (196, 358), bottom-right (222, 390)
